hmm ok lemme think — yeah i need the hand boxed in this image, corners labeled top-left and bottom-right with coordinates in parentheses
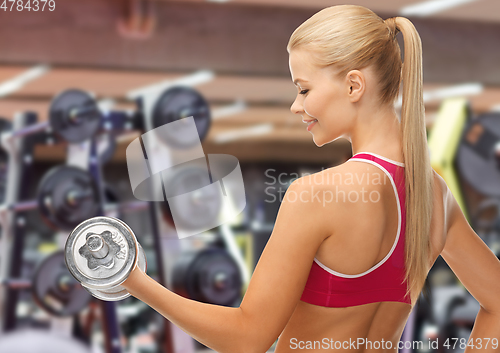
top-left (121, 262), bottom-right (146, 291)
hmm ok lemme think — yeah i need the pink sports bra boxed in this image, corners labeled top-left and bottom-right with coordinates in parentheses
top-left (300, 152), bottom-right (411, 308)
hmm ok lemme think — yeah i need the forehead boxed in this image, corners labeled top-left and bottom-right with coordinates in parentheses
top-left (289, 49), bottom-right (318, 82)
top-left (289, 48), bottom-right (337, 85)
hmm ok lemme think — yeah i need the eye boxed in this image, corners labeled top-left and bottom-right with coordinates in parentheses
top-left (299, 89), bottom-right (309, 95)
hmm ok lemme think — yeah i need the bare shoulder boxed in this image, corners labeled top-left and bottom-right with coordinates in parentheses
top-left (430, 169), bottom-right (455, 236)
top-left (424, 169), bottom-right (451, 259)
top-left (290, 161), bottom-right (385, 200)
top-left (289, 162), bottom-right (388, 235)
top-left (431, 168), bottom-right (447, 198)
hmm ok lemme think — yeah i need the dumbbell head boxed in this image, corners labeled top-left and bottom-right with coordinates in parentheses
top-left (49, 89), bottom-right (102, 143)
top-left (37, 165), bottom-right (100, 231)
top-left (32, 251), bottom-right (91, 317)
top-left (5, 90), bottom-right (101, 143)
top-left (152, 86), bottom-right (211, 149)
top-left (172, 248), bottom-right (241, 306)
top-left (65, 216), bottom-right (146, 301)
top-left (84, 243), bottom-right (146, 301)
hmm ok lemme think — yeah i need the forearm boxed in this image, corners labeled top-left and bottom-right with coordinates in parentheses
top-left (465, 307), bottom-right (500, 353)
top-left (122, 269), bottom-right (259, 353)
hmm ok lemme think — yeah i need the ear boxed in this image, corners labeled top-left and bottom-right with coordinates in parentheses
top-left (346, 70), bottom-right (365, 103)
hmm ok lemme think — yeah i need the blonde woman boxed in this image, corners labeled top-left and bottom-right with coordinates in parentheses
top-left (122, 5), bottom-right (500, 352)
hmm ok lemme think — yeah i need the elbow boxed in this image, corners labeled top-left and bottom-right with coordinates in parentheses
top-left (246, 335), bottom-right (277, 353)
top-left (226, 308), bottom-right (278, 353)
top-left (207, 339), bottom-right (267, 353)
top-left (480, 304), bottom-right (500, 316)
top-left (218, 344), bottom-right (265, 353)
top-left (232, 343), bottom-right (273, 353)
top-left (227, 332), bottom-right (275, 353)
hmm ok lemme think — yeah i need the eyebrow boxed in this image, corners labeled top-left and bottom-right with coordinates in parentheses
top-left (293, 78), bottom-right (308, 86)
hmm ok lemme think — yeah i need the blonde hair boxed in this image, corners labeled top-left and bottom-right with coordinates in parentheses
top-left (287, 5), bottom-right (433, 307)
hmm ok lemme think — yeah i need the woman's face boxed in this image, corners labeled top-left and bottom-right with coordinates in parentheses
top-left (289, 48), bottom-right (356, 147)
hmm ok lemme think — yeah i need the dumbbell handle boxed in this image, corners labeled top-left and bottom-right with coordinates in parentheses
top-left (104, 200), bottom-right (149, 213)
top-left (0, 278), bottom-right (32, 289)
top-left (8, 120), bottom-right (50, 139)
top-left (0, 277), bottom-right (80, 291)
top-left (3, 104), bottom-right (99, 141)
top-left (0, 189), bottom-right (94, 215)
top-left (66, 189), bottom-right (94, 206)
top-left (69, 105), bottom-right (99, 123)
top-left (86, 234), bottom-right (110, 259)
top-left (0, 200), bottom-right (38, 213)
top-left (1, 197), bottom-right (148, 219)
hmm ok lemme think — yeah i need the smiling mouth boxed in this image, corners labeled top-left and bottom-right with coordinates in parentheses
top-left (304, 119), bottom-right (318, 132)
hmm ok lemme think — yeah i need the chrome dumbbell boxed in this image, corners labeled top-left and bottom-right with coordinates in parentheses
top-left (64, 216), bottom-right (146, 301)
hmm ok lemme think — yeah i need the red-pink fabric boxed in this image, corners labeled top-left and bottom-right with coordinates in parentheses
top-left (300, 153), bottom-right (411, 307)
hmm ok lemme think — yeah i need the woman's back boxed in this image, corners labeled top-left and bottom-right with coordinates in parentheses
top-left (275, 152), bottom-right (450, 353)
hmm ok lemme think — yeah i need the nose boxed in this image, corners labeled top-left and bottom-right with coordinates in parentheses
top-left (290, 97), bottom-right (304, 115)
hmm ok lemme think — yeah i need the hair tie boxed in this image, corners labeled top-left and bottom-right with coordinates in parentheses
top-left (385, 17), bottom-right (400, 40)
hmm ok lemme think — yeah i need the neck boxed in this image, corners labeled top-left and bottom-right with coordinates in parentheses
top-left (349, 106), bottom-right (403, 160)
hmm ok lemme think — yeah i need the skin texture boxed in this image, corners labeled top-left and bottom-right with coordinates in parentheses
top-left (121, 48), bottom-right (500, 352)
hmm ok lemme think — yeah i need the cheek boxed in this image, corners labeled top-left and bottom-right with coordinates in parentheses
top-left (303, 89), bottom-right (334, 120)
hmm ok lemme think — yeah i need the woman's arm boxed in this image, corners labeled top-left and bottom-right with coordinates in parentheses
top-left (440, 183), bottom-right (500, 352)
top-left (122, 177), bottom-right (333, 353)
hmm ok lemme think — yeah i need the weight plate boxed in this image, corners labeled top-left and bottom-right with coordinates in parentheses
top-left (457, 113), bottom-right (500, 196)
top-left (49, 89), bottom-right (101, 143)
top-left (152, 86), bottom-right (211, 149)
top-left (173, 248), bottom-right (241, 306)
top-left (85, 243), bottom-right (147, 301)
top-left (32, 251), bottom-right (91, 317)
top-left (65, 216), bottom-right (138, 292)
top-left (37, 166), bottom-right (100, 231)
top-left (162, 166), bottom-right (222, 230)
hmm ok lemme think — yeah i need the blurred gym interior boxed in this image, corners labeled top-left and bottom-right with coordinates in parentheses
top-left (0, 0), bottom-right (499, 352)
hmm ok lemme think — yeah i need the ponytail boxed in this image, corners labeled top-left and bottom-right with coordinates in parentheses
top-left (390, 16), bottom-right (434, 307)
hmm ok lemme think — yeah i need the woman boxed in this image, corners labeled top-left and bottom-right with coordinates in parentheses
top-left (122, 5), bottom-right (500, 352)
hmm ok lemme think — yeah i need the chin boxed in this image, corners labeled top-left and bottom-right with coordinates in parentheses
top-left (312, 138), bottom-right (326, 147)
top-left (312, 134), bottom-right (342, 147)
